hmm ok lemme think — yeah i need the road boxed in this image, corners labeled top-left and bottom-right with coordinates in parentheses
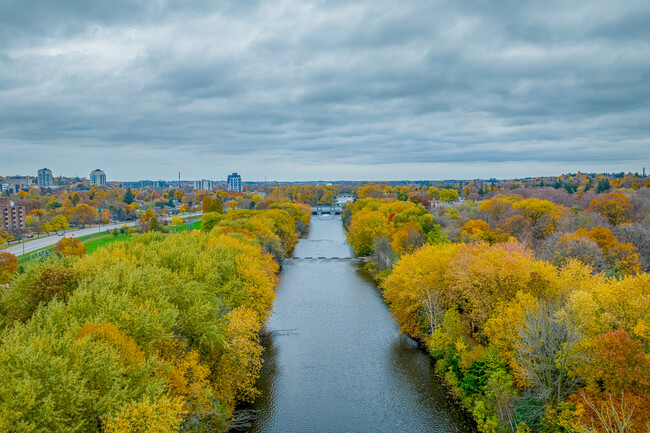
top-left (3, 211), bottom-right (202, 256)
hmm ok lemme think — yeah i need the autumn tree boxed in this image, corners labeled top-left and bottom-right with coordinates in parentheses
top-left (346, 210), bottom-right (390, 256)
top-left (512, 302), bottom-right (584, 404)
top-left (439, 188), bottom-right (460, 202)
top-left (100, 208), bottom-right (111, 224)
top-left (0, 252), bottom-right (18, 284)
top-left (573, 227), bottom-right (641, 275)
top-left (53, 236), bottom-right (87, 257)
top-left (72, 203), bottom-right (99, 225)
top-left (588, 192), bottom-right (633, 225)
top-left (569, 330), bottom-right (650, 433)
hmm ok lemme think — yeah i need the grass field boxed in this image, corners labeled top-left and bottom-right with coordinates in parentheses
top-left (169, 220), bottom-right (202, 232)
top-left (81, 233), bottom-right (133, 254)
top-left (17, 232), bottom-right (133, 266)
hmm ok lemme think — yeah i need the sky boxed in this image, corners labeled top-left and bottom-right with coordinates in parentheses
top-left (1, 0), bottom-right (649, 182)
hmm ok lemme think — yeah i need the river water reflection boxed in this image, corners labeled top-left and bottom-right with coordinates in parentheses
top-left (249, 215), bottom-right (477, 433)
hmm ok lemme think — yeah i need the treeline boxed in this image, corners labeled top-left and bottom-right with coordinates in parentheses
top-left (344, 196), bottom-right (649, 433)
top-left (0, 204), bottom-right (309, 432)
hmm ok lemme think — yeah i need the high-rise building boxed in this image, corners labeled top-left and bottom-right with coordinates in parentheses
top-left (37, 168), bottom-right (54, 187)
top-left (194, 179), bottom-right (214, 190)
top-left (227, 173), bottom-right (242, 192)
top-left (90, 169), bottom-right (106, 186)
top-left (0, 199), bottom-right (26, 233)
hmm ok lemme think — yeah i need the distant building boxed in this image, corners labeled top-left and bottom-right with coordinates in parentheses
top-left (139, 180), bottom-right (154, 188)
top-left (6, 176), bottom-right (31, 187)
top-left (0, 199), bottom-right (26, 233)
top-left (37, 168), bottom-right (54, 187)
top-left (90, 169), bottom-right (106, 186)
top-left (194, 179), bottom-right (214, 190)
top-left (227, 173), bottom-right (242, 192)
top-left (0, 183), bottom-right (16, 195)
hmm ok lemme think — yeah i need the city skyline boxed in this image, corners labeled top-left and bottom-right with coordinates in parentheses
top-left (1, 1), bottom-right (649, 180)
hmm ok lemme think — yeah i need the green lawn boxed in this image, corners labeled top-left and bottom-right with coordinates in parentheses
top-left (169, 220), bottom-right (202, 232)
top-left (82, 233), bottom-right (133, 254)
top-left (17, 232), bottom-right (133, 266)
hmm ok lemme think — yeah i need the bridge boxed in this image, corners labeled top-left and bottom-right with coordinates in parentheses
top-left (311, 195), bottom-right (356, 215)
top-left (312, 204), bottom-right (342, 215)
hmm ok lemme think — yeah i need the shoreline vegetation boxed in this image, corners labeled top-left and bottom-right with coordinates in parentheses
top-left (0, 203), bottom-right (311, 431)
top-left (343, 186), bottom-right (649, 433)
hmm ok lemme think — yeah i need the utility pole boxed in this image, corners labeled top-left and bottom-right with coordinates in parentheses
top-left (178, 171), bottom-right (181, 188)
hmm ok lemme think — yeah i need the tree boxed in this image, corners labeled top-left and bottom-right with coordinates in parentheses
top-left (574, 227), bottom-right (641, 275)
top-left (0, 251), bottom-right (18, 284)
top-left (73, 204), bottom-right (99, 226)
top-left (596, 179), bottom-right (611, 193)
top-left (512, 302), bottom-right (584, 404)
top-left (202, 196), bottom-right (213, 214)
top-left (123, 189), bottom-right (135, 204)
top-left (346, 210), bottom-right (390, 256)
top-left (588, 192), bottom-right (633, 225)
top-left (53, 237), bottom-right (87, 257)
top-left (100, 209), bottom-right (111, 224)
top-left (382, 243), bottom-right (459, 338)
top-left (212, 197), bottom-right (223, 213)
top-left (570, 330), bottom-right (650, 433)
top-left (171, 216), bottom-right (184, 226)
top-left (102, 396), bottom-right (184, 433)
top-left (439, 189), bottom-right (460, 202)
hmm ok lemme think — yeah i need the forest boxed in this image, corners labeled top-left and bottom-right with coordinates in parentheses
top-left (343, 181), bottom-right (649, 433)
top-left (0, 203), bottom-right (310, 431)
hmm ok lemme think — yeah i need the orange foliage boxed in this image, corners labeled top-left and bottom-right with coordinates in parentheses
top-left (0, 251), bottom-right (18, 284)
top-left (569, 330), bottom-right (650, 433)
top-left (588, 192), bottom-right (633, 225)
top-left (572, 227), bottom-right (640, 275)
top-left (53, 236), bottom-right (87, 258)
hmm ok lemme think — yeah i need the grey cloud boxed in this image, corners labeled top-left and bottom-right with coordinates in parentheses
top-left (0, 0), bottom-right (649, 180)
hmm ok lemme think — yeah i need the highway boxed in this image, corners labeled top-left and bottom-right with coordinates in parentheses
top-left (3, 211), bottom-right (202, 257)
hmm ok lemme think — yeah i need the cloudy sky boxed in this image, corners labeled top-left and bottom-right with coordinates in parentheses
top-left (1, 0), bottom-right (649, 181)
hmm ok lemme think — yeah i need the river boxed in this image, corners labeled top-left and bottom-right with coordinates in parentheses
top-left (248, 214), bottom-right (477, 433)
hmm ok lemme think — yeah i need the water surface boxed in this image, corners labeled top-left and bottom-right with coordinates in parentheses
top-left (249, 215), bottom-right (476, 433)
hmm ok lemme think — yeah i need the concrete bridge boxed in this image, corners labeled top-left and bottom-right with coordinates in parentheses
top-left (312, 204), bottom-right (342, 215)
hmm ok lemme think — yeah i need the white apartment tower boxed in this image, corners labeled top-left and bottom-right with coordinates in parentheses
top-left (37, 168), bottom-right (54, 187)
top-left (90, 169), bottom-right (106, 186)
top-left (227, 173), bottom-right (242, 192)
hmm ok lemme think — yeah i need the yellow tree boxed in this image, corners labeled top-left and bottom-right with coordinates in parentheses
top-left (53, 237), bottom-right (87, 257)
top-left (346, 210), bottom-right (390, 256)
top-left (382, 243), bottom-right (459, 338)
top-left (0, 251), bottom-right (18, 284)
top-left (588, 192), bottom-right (633, 225)
top-left (73, 203), bottom-right (99, 225)
top-left (100, 209), bottom-right (111, 224)
top-left (213, 307), bottom-right (264, 410)
top-left (439, 189), bottom-right (459, 202)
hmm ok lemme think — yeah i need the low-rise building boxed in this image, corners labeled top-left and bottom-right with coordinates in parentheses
top-left (194, 179), bottom-right (214, 190)
top-left (0, 199), bottom-right (26, 233)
